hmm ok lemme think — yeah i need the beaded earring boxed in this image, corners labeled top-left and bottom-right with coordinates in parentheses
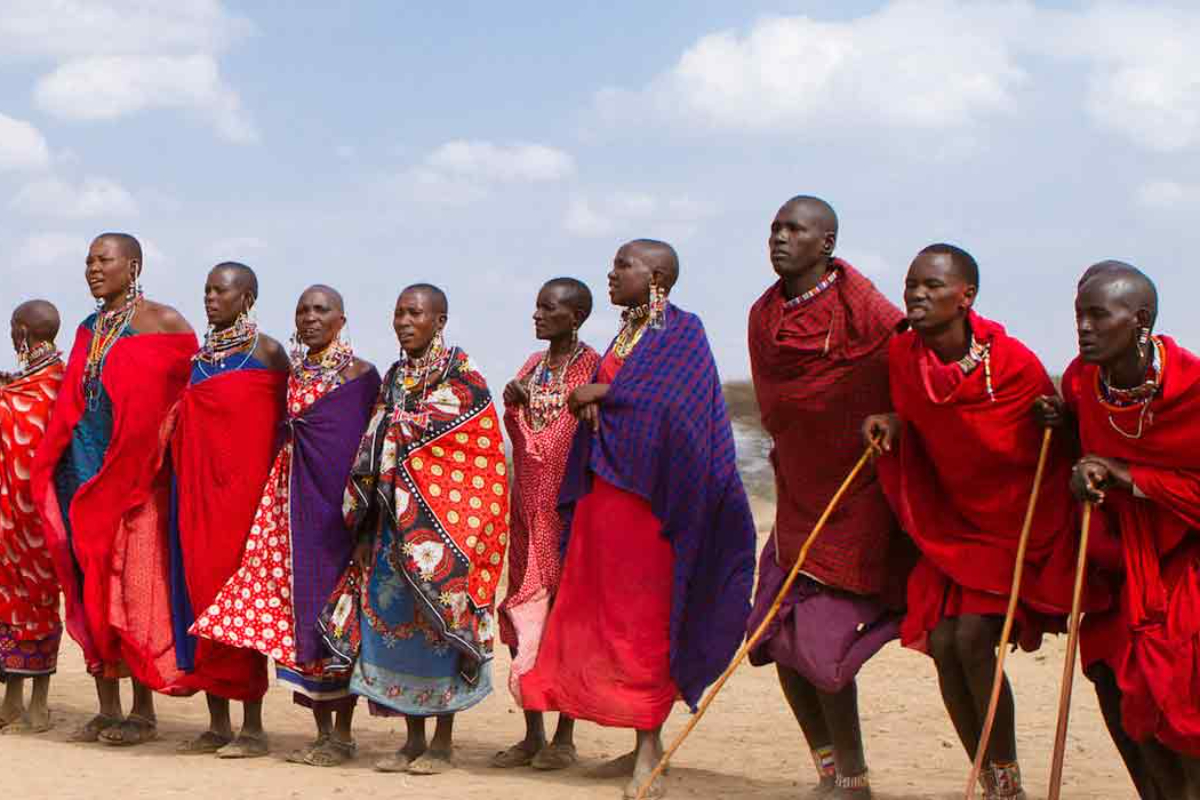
top-left (288, 330), bottom-right (305, 363)
top-left (648, 278), bottom-right (667, 330)
top-left (1138, 325), bottom-right (1151, 349)
top-left (127, 268), bottom-right (141, 303)
top-left (15, 333), bottom-right (30, 369)
top-left (570, 324), bottom-right (579, 348)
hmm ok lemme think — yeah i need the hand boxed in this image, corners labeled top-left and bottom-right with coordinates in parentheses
top-left (1071, 455), bottom-right (1133, 504)
top-left (568, 383), bottom-right (610, 432)
top-left (862, 413), bottom-right (901, 454)
top-left (503, 377), bottom-right (530, 407)
top-left (1033, 395), bottom-right (1068, 429)
top-left (0, 371), bottom-right (13, 386)
top-left (352, 539), bottom-right (372, 573)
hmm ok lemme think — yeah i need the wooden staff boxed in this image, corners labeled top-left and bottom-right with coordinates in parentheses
top-left (964, 427), bottom-right (1054, 799)
top-left (1047, 502), bottom-right (1094, 800)
top-left (633, 444), bottom-right (877, 800)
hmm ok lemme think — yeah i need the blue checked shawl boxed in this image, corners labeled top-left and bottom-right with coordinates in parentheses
top-left (558, 303), bottom-right (756, 710)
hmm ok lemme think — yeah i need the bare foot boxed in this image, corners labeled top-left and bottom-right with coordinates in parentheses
top-left (625, 735), bottom-right (667, 800)
top-left (1, 713), bottom-right (53, 735)
top-left (587, 751), bottom-right (637, 779)
top-left (375, 741), bottom-right (427, 773)
top-left (0, 703), bottom-right (24, 728)
top-left (491, 740), bottom-right (540, 768)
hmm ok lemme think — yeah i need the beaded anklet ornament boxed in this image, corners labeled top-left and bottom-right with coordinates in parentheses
top-left (835, 769), bottom-right (870, 790)
top-left (810, 745), bottom-right (836, 780)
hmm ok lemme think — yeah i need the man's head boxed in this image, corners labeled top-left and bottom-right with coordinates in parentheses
top-left (294, 284), bottom-right (346, 352)
top-left (394, 283), bottom-right (449, 357)
top-left (1075, 261), bottom-right (1158, 365)
top-left (769, 196), bottom-right (838, 280)
top-left (204, 262), bottom-right (259, 330)
top-left (10, 300), bottom-right (60, 355)
top-left (607, 239), bottom-right (679, 307)
top-left (86, 232), bottom-right (143, 307)
top-left (534, 277), bottom-right (593, 342)
top-left (903, 243), bottom-right (979, 335)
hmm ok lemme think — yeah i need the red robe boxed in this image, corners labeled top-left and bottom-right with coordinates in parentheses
top-left (165, 368), bottom-right (286, 701)
top-left (0, 361), bottom-right (64, 673)
top-left (748, 261), bottom-right (906, 597)
top-left (879, 312), bottom-right (1099, 652)
top-left (31, 326), bottom-right (196, 687)
top-left (1067, 336), bottom-right (1200, 756)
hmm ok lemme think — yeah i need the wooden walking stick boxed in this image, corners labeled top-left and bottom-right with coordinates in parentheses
top-left (964, 427), bottom-right (1055, 799)
top-left (1047, 501), bottom-right (1093, 800)
top-left (633, 444), bottom-right (878, 800)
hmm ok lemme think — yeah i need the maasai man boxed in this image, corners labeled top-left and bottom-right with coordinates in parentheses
top-left (344, 284), bottom-right (509, 775)
top-left (1040, 262), bottom-right (1200, 798)
top-left (0, 300), bottom-right (65, 734)
top-left (32, 233), bottom-right (196, 746)
top-left (193, 285), bottom-right (379, 767)
top-left (166, 263), bottom-right (289, 758)
top-left (492, 277), bottom-right (599, 771)
top-left (747, 196), bottom-right (906, 798)
top-left (521, 239), bottom-right (757, 799)
top-left (863, 244), bottom-right (1097, 800)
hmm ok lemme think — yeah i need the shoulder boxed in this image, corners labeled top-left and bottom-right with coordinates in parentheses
top-left (748, 282), bottom-right (779, 321)
top-left (254, 334), bottom-right (291, 372)
top-left (140, 300), bottom-right (193, 335)
top-left (340, 356), bottom-right (376, 382)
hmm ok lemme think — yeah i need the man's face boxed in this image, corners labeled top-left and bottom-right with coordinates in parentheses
top-left (903, 252), bottom-right (974, 334)
top-left (769, 201), bottom-right (832, 279)
top-left (1075, 278), bottom-right (1141, 365)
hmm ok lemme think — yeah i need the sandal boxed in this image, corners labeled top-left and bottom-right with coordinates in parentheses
top-left (532, 742), bottom-right (578, 771)
top-left (490, 742), bottom-right (538, 768)
top-left (303, 737), bottom-right (356, 767)
top-left (1, 715), bottom-right (53, 735)
top-left (100, 714), bottom-right (159, 747)
top-left (407, 750), bottom-right (454, 775)
top-left (217, 733), bottom-right (269, 759)
top-left (177, 730), bottom-right (233, 754)
top-left (69, 713), bottom-right (121, 743)
top-left (375, 750), bottom-right (420, 773)
top-left (286, 734), bottom-right (329, 764)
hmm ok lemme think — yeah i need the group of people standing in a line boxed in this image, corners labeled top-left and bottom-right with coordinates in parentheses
top-left (0, 193), bottom-right (1192, 800)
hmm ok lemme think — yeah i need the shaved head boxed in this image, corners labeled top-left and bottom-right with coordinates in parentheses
top-left (1080, 260), bottom-right (1158, 327)
top-left (301, 283), bottom-right (344, 313)
top-left (919, 243), bottom-right (980, 289)
top-left (13, 300), bottom-right (60, 343)
top-left (784, 195), bottom-right (839, 237)
top-left (401, 283), bottom-right (449, 315)
top-left (94, 232), bottom-right (142, 264)
top-left (212, 261), bottom-right (259, 300)
top-left (627, 239), bottom-right (680, 290)
top-left (543, 277), bottom-right (593, 321)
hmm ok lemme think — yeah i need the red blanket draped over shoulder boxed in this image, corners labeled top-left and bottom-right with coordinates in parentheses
top-left (1066, 336), bottom-right (1200, 756)
top-left (748, 260), bottom-right (905, 596)
top-left (31, 326), bottom-right (196, 687)
top-left (166, 368), bottom-right (285, 700)
top-left (879, 312), bottom-right (1100, 652)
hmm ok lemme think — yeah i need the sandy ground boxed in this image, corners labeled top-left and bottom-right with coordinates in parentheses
top-left (3, 503), bottom-right (1134, 799)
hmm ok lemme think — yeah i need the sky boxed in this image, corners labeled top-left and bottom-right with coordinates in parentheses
top-left (2, 0), bottom-right (1199, 385)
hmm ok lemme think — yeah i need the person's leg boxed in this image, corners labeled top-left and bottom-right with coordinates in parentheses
top-left (624, 727), bottom-right (666, 799)
top-left (552, 713), bottom-right (576, 746)
top-left (777, 664), bottom-right (837, 792)
top-left (100, 678), bottom-right (158, 746)
top-left (1138, 740), bottom-right (1186, 800)
top-left (26, 675), bottom-right (50, 730)
top-left (178, 693), bottom-right (233, 753)
top-left (71, 675), bottom-right (123, 742)
top-left (492, 710), bottom-right (545, 766)
top-left (408, 714), bottom-right (456, 774)
top-left (928, 619), bottom-right (982, 759)
top-left (129, 678), bottom-right (156, 724)
top-left (240, 700), bottom-right (265, 738)
top-left (1085, 662), bottom-right (1165, 799)
top-left (816, 680), bottom-right (871, 797)
top-left (0, 676), bottom-right (25, 725)
top-left (1179, 754), bottom-right (1200, 800)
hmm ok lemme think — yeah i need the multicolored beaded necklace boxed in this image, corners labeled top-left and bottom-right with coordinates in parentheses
top-left (1099, 336), bottom-right (1164, 439)
top-left (956, 333), bottom-right (995, 401)
top-left (526, 342), bottom-right (586, 431)
top-left (16, 340), bottom-right (62, 378)
top-left (783, 268), bottom-right (839, 309)
top-left (391, 333), bottom-right (451, 430)
top-left (613, 305), bottom-right (650, 359)
top-left (83, 291), bottom-right (141, 409)
top-left (195, 313), bottom-right (258, 367)
top-left (291, 337), bottom-right (354, 393)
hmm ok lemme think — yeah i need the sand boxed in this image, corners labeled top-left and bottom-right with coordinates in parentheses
top-left (2, 506), bottom-right (1134, 799)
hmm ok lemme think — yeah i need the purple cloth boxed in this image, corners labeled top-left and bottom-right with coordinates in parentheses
top-left (558, 304), bottom-right (756, 710)
top-left (288, 371), bottom-right (381, 664)
top-left (747, 536), bottom-right (900, 693)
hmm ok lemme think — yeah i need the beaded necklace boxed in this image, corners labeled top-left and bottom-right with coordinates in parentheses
top-left (196, 313), bottom-right (258, 365)
top-left (613, 305), bottom-right (650, 359)
top-left (526, 343), bottom-right (586, 431)
top-left (783, 269), bottom-right (839, 310)
top-left (954, 332), bottom-right (995, 402)
top-left (1099, 336), bottom-right (1164, 439)
top-left (291, 337), bottom-right (354, 393)
top-left (83, 291), bottom-right (142, 409)
top-left (390, 334), bottom-right (451, 430)
top-left (16, 341), bottom-right (62, 379)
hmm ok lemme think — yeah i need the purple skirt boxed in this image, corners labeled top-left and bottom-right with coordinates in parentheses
top-left (746, 536), bottom-right (900, 693)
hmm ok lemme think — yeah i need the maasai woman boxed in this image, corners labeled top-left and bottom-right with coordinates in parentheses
top-left (33, 233), bottom-right (196, 747)
top-left (344, 283), bottom-right (509, 776)
top-left (193, 285), bottom-right (379, 768)
top-left (0, 300), bottom-right (65, 734)
top-left (492, 277), bottom-right (599, 771)
top-left (521, 240), bottom-right (757, 800)
top-left (167, 263), bottom-right (289, 758)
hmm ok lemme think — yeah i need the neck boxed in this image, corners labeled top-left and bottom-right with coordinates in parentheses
top-left (1104, 343), bottom-right (1150, 389)
top-left (102, 291), bottom-right (131, 312)
top-left (547, 335), bottom-right (575, 358)
top-left (782, 258), bottom-right (832, 300)
top-left (921, 316), bottom-right (971, 364)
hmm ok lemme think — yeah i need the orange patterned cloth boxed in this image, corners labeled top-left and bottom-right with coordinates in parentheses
top-left (0, 361), bottom-right (64, 673)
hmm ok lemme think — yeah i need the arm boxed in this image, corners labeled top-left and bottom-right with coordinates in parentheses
top-left (569, 383), bottom-right (611, 432)
top-left (254, 334), bottom-right (292, 372)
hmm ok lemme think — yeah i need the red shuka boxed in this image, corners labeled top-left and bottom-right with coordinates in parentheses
top-left (748, 261), bottom-right (905, 597)
top-left (166, 368), bottom-right (286, 701)
top-left (879, 312), bottom-right (1100, 652)
top-left (31, 326), bottom-right (196, 687)
top-left (1067, 336), bottom-right (1200, 756)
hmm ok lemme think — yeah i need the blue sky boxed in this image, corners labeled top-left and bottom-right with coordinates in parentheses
top-left (3, 0), bottom-right (1199, 385)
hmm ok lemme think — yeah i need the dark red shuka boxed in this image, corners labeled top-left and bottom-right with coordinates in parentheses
top-left (165, 368), bottom-right (286, 701)
top-left (1067, 336), bottom-right (1200, 757)
top-left (31, 326), bottom-right (196, 688)
top-left (879, 312), bottom-right (1103, 653)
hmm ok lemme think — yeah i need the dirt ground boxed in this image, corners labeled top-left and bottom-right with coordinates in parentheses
top-left (4, 506), bottom-right (1134, 799)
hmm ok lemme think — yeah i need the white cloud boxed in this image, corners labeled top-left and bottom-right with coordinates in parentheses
top-left (2, 1), bottom-right (256, 143)
top-left (564, 191), bottom-right (716, 240)
top-left (595, 1), bottom-right (1030, 134)
top-left (425, 141), bottom-right (576, 183)
top-left (15, 232), bottom-right (86, 268)
top-left (208, 236), bottom-right (269, 260)
top-left (564, 197), bottom-right (617, 237)
top-left (1135, 179), bottom-right (1200, 209)
top-left (0, 114), bottom-right (50, 170)
top-left (11, 176), bottom-right (138, 218)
